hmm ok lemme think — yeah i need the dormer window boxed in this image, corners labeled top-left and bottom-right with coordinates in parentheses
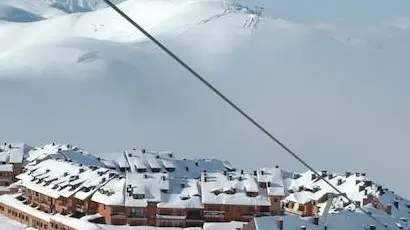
top-left (133, 193), bottom-right (145, 199)
top-left (225, 188), bottom-right (236, 195)
top-left (247, 192), bottom-right (258, 197)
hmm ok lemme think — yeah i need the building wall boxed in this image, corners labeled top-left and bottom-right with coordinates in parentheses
top-left (269, 195), bottom-right (283, 214)
top-left (0, 202), bottom-right (50, 230)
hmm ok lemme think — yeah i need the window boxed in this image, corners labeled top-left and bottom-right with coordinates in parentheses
top-left (298, 205), bottom-right (305, 212)
top-left (130, 208), bottom-right (145, 218)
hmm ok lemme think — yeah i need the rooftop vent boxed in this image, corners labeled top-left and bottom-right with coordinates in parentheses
top-left (79, 168), bottom-right (85, 173)
top-left (141, 148), bottom-right (146, 154)
top-left (195, 161), bottom-right (199, 166)
top-left (180, 195), bottom-right (190, 200)
top-left (337, 178), bottom-right (343, 186)
top-left (181, 183), bottom-right (186, 189)
top-left (155, 155), bottom-right (160, 159)
top-left (63, 172), bottom-right (69, 177)
top-left (311, 173), bottom-right (316, 181)
top-left (275, 165), bottom-right (279, 169)
top-left (161, 175), bottom-right (166, 181)
top-left (238, 176), bottom-right (243, 181)
top-left (144, 174), bottom-right (148, 179)
top-left (185, 166), bottom-right (189, 172)
top-left (267, 181), bottom-right (271, 187)
top-left (168, 153), bottom-right (173, 158)
top-left (293, 174), bottom-right (301, 179)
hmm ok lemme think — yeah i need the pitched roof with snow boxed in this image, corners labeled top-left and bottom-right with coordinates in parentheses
top-left (283, 170), bottom-right (379, 214)
top-left (256, 168), bottom-right (285, 196)
top-left (26, 143), bottom-right (101, 167)
top-left (201, 171), bottom-right (270, 206)
top-left (17, 159), bottom-right (119, 199)
top-left (0, 142), bottom-right (32, 165)
top-left (95, 149), bottom-right (230, 178)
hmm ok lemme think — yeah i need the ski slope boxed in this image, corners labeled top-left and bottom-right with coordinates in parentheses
top-left (0, 0), bottom-right (409, 209)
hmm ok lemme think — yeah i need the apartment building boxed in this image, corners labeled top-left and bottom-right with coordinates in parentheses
top-left (200, 170), bottom-right (271, 222)
top-left (0, 143), bottom-right (32, 194)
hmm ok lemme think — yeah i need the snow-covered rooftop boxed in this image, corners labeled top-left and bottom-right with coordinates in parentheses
top-left (201, 171), bottom-right (270, 206)
top-left (0, 142), bottom-right (32, 165)
top-left (17, 158), bottom-right (119, 199)
top-left (256, 167), bottom-right (285, 197)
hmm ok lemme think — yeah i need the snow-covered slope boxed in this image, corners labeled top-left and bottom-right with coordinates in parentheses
top-left (0, 0), bottom-right (409, 209)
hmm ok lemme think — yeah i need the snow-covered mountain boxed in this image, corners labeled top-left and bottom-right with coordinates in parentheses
top-left (0, 0), bottom-right (409, 218)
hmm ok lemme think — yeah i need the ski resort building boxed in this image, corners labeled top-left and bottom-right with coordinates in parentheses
top-left (0, 144), bottom-right (395, 230)
top-left (0, 143), bottom-right (32, 194)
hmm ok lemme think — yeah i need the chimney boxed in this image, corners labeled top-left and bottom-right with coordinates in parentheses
top-left (345, 172), bottom-right (351, 178)
top-left (362, 173), bottom-right (366, 176)
top-left (276, 219), bottom-right (283, 230)
top-left (312, 217), bottom-right (319, 225)
top-left (241, 170), bottom-right (244, 174)
top-left (267, 182), bottom-right (271, 187)
top-left (253, 170), bottom-right (257, 176)
top-left (195, 161), bottom-right (199, 166)
top-left (359, 185), bottom-right (365, 192)
top-left (356, 180), bottom-right (360, 185)
top-left (356, 172), bottom-right (360, 177)
top-left (224, 171), bottom-right (227, 176)
top-left (204, 177), bottom-right (208, 183)
top-left (328, 174), bottom-right (334, 179)
top-left (311, 173), bottom-right (316, 181)
top-left (261, 170), bottom-right (265, 175)
top-left (181, 183), bottom-right (185, 189)
top-left (364, 189), bottom-right (368, 195)
top-left (355, 201), bottom-right (361, 208)
top-left (275, 165), bottom-right (279, 169)
top-left (185, 166), bottom-right (189, 172)
top-left (321, 170), bottom-right (327, 177)
top-left (337, 178), bottom-right (343, 186)
top-left (394, 201), bottom-right (399, 209)
top-left (369, 225), bottom-right (376, 230)
top-left (386, 204), bottom-right (392, 215)
top-left (324, 226), bottom-right (328, 230)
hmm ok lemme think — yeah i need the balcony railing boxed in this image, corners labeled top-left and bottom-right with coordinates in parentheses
top-left (112, 211), bottom-right (127, 217)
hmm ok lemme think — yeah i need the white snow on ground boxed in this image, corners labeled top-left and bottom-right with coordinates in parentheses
top-left (0, 214), bottom-right (29, 230)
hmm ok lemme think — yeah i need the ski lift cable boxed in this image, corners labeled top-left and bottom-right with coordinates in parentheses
top-left (99, 0), bottom-right (389, 228)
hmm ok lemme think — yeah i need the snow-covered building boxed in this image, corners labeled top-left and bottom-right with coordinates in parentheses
top-left (200, 170), bottom-right (271, 222)
top-left (16, 158), bottom-right (120, 216)
top-left (254, 167), bottom-right (285, 215)
top-left (0, 143), bottom-right (32, 194)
